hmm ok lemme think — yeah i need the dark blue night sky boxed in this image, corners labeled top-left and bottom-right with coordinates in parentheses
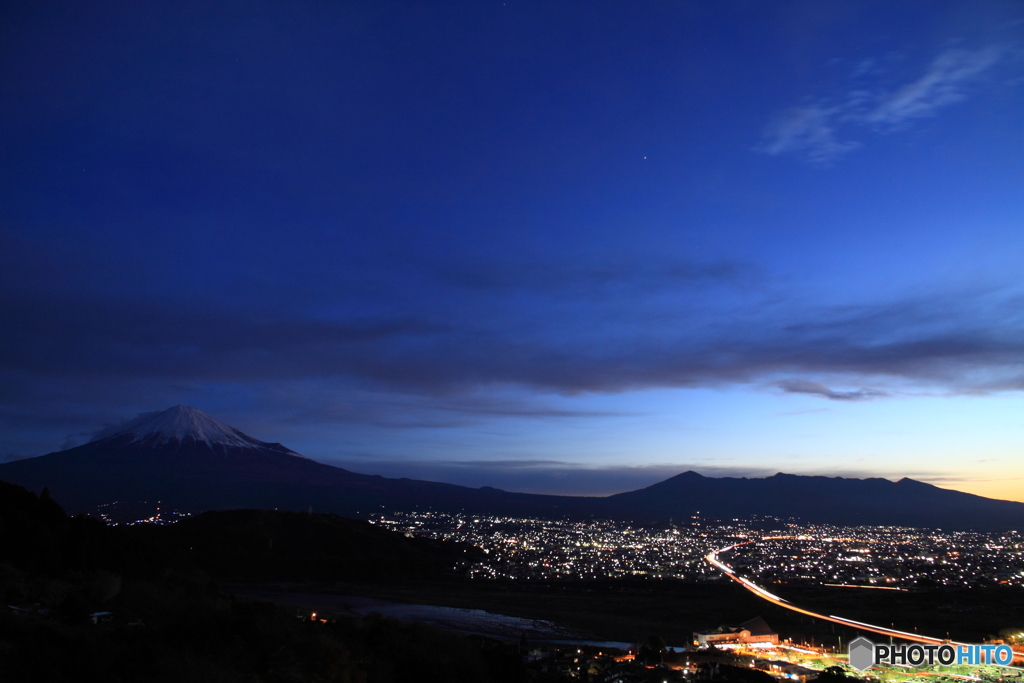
top-left (3, 1), bottom-right (1023, 500)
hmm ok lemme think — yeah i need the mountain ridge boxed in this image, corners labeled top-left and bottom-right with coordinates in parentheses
top-left (2, 406), bottom-right (1023, 530)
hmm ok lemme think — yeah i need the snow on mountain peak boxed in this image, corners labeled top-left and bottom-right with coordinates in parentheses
top-left (105, 405), bottom-right (266, 449)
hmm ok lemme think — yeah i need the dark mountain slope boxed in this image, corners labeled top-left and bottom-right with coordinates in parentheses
top-left (0, 406), bottom-right (594, 520)
top-left (605, 471), bottom-right (1024, 529)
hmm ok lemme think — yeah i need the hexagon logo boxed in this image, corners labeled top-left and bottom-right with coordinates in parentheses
top-left (848, 636), bottom-right (876, 671)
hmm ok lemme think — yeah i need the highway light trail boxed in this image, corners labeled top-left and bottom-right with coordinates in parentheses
top-left (709, 544), bottom-right (1023, 664)
top-left (706, 544), bottom-right (962, 646)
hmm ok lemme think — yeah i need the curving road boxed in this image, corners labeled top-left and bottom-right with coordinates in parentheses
top-left (706, 542), bottom-right (964, 647)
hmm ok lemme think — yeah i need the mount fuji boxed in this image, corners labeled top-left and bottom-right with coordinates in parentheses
top-left (88, 404), bottom-right (308, 453)
top-left (0, 405), bottom-right (570, 521)
top-left (3, 405), bottom-right (1024, 529)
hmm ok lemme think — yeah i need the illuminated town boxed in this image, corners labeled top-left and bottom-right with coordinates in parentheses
top-left (722, 532), bottom-right (1024, 590)
top-left (370, 512), bottom-right (1024, 680)
top-left (373, 513), bottom-right (1024, 589)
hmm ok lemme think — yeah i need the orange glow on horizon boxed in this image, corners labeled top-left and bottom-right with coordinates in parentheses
top-left (927, 479), bottom-right (1024, 505)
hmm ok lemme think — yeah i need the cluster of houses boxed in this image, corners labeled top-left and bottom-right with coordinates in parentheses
top-left (520, 617), bottom-right (822, 682)
top-left (522, 645), bottom-right (685, 682)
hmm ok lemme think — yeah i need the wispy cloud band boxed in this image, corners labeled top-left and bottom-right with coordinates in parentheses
top-left (758, 46), bottom-right (1007, 163)
top-left (2, 278), bottom-right (1021, 397)
top-left (776, 379), bottom-right (888, 401)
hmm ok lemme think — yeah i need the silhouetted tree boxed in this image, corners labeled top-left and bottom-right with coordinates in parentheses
top-left (640, 634), bottom-right (666, 664)
top-left (815, 665), bottom-right (850, 683)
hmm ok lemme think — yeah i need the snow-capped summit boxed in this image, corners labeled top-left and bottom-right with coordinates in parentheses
top-left (94, 405), bottom-right (301, 455)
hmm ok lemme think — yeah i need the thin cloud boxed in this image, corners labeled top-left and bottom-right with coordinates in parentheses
top-left (434, 256), bottom-right (755, 295)
top-left (438, 459), bottom-right (575, 470)
top-left (320, 460), bottom-right (780, 496)
top-left (900, 473), bottom-right (1023, 488)
top-left (436, 402), bottom-right (630, 419)
top-left (863, 47), bottom-right (1003, 127)
top-left (756, 105), bottom-right (860, 164)
top-left (777, 379), bottom-right (888, 401)
top-left (89, 412), bottom-right (162, 441)
top-left (759, 46), bottom-right (1005, 163)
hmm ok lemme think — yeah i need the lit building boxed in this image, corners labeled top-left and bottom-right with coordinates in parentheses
top-left (694, 616), bottom-right (779, 647)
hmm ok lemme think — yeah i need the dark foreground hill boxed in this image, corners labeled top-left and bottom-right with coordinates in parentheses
top-left (160, 508), bottom-right (481, 582)
top-left (0, 480), bottom-right (471, 585)
top-left (4, 405), bottom-right (1024, 530)
top-left (0, 481), bottom-right (535, 683)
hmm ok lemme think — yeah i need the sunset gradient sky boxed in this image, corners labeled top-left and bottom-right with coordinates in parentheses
top-left (2, 1), bottom-right (1023, 501)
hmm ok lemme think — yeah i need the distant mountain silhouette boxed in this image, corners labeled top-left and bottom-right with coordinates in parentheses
top-left (602, 470), bottom-right (1024, 529)
top-left (2, 406), bottom-right (1023, 530)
